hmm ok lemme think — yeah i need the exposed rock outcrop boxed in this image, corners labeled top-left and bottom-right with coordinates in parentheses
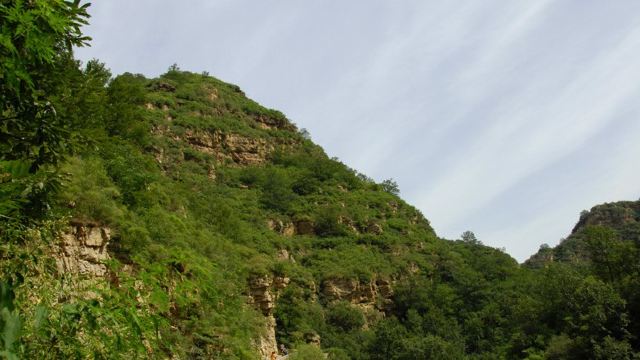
top-left (367, 222), bottom-right (384, 235)
top-left (183, 129), bottom-right (275, 165)
top-left (267, 219), bottom-right (295, 237)
top-left (248, 274), bottom-right (290, 359)
top-left (253, 114), bottom-right (287, 130)
top-left (276, 249), bottom-right (295, 263)
top-left (55, 224), bottom-right (111, 277)
top-left (321, 277), bottom-right (393, 310)
top-left (339, 216), bottom-right (359, 234)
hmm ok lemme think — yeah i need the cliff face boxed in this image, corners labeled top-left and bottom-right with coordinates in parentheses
top-left (248, 274), bottom-right (290, 358)
top-left (322, 277), bottom-right (393, 310)
top-left (55, 224), bottom-right (112, 277)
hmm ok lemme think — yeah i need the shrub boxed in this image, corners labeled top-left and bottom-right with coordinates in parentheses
top-left (326, 302), bottom-right (365, 332)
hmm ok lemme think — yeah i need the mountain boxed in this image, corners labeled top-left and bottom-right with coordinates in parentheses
top-left (1, 4), bottom-right (639, 359)
top-left (526, 200), bottom-right (640, 266)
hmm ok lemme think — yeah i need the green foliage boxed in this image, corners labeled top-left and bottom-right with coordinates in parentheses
top-left (584, 226), bottom-right (637, 283)
top-left (57, 157), bottom-right (124, 224)
top-left (326, 302), bottom-right (365, 332)
top-left (289, 344), bottom-right (325, 360)
top-left (0, 0), bottom-right (90, 171)
top-left (380, 178), bottom-right (399, 196)
top-left (105, 73), bottom-right (148, 142)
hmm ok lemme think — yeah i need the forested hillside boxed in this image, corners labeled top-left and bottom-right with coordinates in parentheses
top-left (0, 2), bottom-right (638, 359)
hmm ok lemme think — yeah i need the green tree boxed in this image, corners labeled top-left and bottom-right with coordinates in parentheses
top-left (1, 0), bottom-right (92, 219)
top-left (461, 230), bottom-right (481, 245)
top-left (381, 178), bottom-right (399, 195)
top-left (584, 226), bottom-right (637, 283)
top-left (1, 0), bottom-right (91, 170)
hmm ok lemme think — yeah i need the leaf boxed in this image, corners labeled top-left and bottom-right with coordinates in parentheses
top-left (33, 306), bottom-right (48, 330)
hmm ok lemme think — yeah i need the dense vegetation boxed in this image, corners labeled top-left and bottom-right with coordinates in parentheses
top-left (1, 2), bottom-right (638, 359)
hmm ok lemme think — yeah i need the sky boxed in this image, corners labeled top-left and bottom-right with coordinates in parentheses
top-left (75, 1), bottom-right (640, 262)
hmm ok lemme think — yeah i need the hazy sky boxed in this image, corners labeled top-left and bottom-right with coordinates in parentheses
top-left (76, 1), bottom-right (640, 261)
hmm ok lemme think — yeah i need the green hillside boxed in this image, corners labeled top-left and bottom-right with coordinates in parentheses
top-left (1, 2), bottom-right (639, 359)
top-left (527, 201), bottom-right (640, 267)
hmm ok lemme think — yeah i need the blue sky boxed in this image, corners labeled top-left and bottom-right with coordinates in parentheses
top-left (76, 1), bottom-right (640, 261)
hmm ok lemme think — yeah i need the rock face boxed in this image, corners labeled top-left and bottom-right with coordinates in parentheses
top-left (322, 277), bottom-right (393, 310)
top-left (55, 225), bottom-right (111, 277)
top-left (183, 129), bottom-right (275, 166)
top-left (248, 274), bottom-right (290, 359)
top-left (367, 222), bottom-right (384, 235)
top-left (253, 114), bottom-right (293, 131)
top-left (267, 219), bottom-right (295, 237)
top-left (339, 216), bottom-right (359, 234)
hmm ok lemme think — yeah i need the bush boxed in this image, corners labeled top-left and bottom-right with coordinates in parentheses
top-left (289, 344), bottom-right (325, 360)
top-left (326, 302), bottom-right (365, 332)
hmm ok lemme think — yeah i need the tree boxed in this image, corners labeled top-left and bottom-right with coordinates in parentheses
top-left (584, 226), bottom-right (636, 283)
top-left (1, 0), bottom-right (91, 169)
top-left (299, 128), bottom-right (311, 140)
top-left (461, 230), bottom-right (481, 245)
top-left (1, 0), bottom-right (92, 219)
top-left (381, 178), bottom-right (399, 195)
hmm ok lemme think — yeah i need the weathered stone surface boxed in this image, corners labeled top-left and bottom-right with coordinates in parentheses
top-left (273, 275), bottom-right (290, 290)
top-left (248, 274), bottom-right (274, 315)
top-left (388, 201), bottom-right (399, 215)
top-left (247, 274), bottom-right (290, 359)
top-left (322, 277), bottom-right (394, 310)
top-left (367, 222), bottom-right (384, 235)
top-left (338, 216), bottom-right (359, 233)
top-left (254, 315), bottom-right (277, 359)
top-left (252, 114), bottom-right (295, 131)
top-left (208, 88), bottom-right (218, 101)
top-left (376, 279), bottom-right (393, 299)
top-left (182, 129), bottom-right (275, 165)
top-left (281, 224), bottom-right (295, 237)
top-left (276, 249), bottom-right (291, 262)
top-left (323, 278), bottom-right (359, 302)
top-left (267, 220), bottom-right (295, 237)
top-left (56, 225), bottom-right (111, 277)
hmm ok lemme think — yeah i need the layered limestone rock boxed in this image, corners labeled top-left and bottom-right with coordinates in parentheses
top-left (253, 114), bottom-right (293, 131)
top-left (248, 274), bottom-right (290, 359)
top-left (322, 277), bottom-right (393, 310)
top-left (183, 129), bottom-right (275, 165)
top-left (55, 224), bottom-right (111, 277)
